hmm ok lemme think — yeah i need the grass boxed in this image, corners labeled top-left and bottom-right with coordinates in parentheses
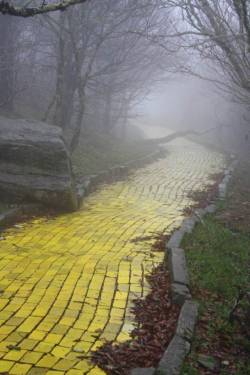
top-left (180, 161), bottom-right (250, 375)
top-left (72, 130), bottom-right (161, 177)
top-left (182, 216), bottom-right (249, 300)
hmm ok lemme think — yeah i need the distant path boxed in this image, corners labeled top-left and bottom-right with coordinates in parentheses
top-left (0, 138), bottom-right (225, 374)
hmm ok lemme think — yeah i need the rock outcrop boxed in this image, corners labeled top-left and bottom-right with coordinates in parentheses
top-left (0, 116), bottom-right (78, 211)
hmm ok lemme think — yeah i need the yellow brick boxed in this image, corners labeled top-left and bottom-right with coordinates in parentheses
top-left (53, 358), bottom-right (76, 371)
top-left (7, 331), bottom-right (26, 343)
top-left (36, 354), bottom-right (58, 368)
top-left (66, 329), bottom-right (82, 340)
top-left (35, 342), bottom-right (55, 353)
top-left (91, 340), bottom-right (104, 351)
top-left (20, 351), bottom-right (43, 364)
top-left (29, 330), bottom-right (47, 341)
top-left (32, 308), bottom-right (48, 317)
top-left (4, 349), bottom-right (26, 361)
top-left (87, 366), bottom-right (106, 375)
top-left (7, 317), bottom-right (25, 326)
top-left (51, 325), bottom-right (68, 335)
top-left (18, 317), bottom-right (41, 333)
top-left (44, 333), bottom-right (62, 345)
top-left (0, 325), bottom-right (15, 335)
top-left (20, 339), bottom-right (38, 350)
top-left (9, 363), bottom-right (32, 374)
top-left (66, 370), bottom-right (83, 375)
top-left (0, 341), bottom-right (10, 352)
top-left (74, 360), bottom-right (92, 371)
top-left (0, 359), bottom-right (14, 371)
top-left (59, 317), bottom-right (75, 326)
top-left (51, 346), bottom-right (70, 358)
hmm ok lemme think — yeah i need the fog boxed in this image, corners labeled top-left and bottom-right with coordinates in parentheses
top-left (0, 2), bottom-right (249, 373)
top-left (0, 0), bottom-right (250, 173)
top-left (0, 0), bottom-right (249, 155)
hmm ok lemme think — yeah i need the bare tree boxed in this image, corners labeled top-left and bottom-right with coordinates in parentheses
top-left (0, 15), bottom-right (19, 112)
top-left (1, 0), bottom-right (181, 152)
top-left (159, 0), bottom-right (250, 107)
top-left (0, 0), bottom-right (88, 17)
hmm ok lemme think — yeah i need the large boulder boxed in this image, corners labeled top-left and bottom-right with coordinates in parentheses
top-left (0, 116), bottom-right (78, 211)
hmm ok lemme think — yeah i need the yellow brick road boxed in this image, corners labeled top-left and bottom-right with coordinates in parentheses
top-left (0, 139), bottom-right (224, 374)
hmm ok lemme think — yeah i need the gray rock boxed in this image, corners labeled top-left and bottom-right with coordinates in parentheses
top-left (168, 248), bottom-right (189, 286)
top-left (0, 116), bottom-right (77, 211)
top-left (130, 368), bottom-right (155, 375)
top-left (156, 335), bottom-right (190, 375)
top-left (197, 354), bottom-right (220, 371)
top-left (0, 207), bottom-right (22, 227)
top-left (218, 183), bottom-right (227, 198)
top-left (171, 283), bottom-right (191, 305)
top-left (176, 300), bottom-right (199, 341)
top-left (166, 229), bottom-right (185, 250)
top-left (229, 160), bottom-right (238, 171)
top-left (180, 217), bottom-right (196, 234)
top-left (222, 175), bottom-right (230, 185)
top-left (194, 208), bottom-right (206, 220)
top-left (204, 204), bottom-right (216, 214)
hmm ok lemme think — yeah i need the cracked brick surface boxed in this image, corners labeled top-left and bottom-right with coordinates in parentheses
top-left (0, 139), bottom-right (224, 374)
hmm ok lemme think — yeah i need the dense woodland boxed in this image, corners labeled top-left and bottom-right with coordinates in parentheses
top-left (0, 0), bottom-right (249, 152)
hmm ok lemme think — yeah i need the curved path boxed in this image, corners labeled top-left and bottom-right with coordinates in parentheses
top-left (0, 139), bottom-right (224, 374)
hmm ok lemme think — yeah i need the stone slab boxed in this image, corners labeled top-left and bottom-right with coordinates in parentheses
top-left (130, 368), bottom-right (155, 375)
top-left (194, 208), bottom-right (206, 220)
top-left (180, 217), bottom-right (196, 234)
top-left (156, 334), bottom-right (190, 375)
top-left (171, 283), bottom-right (191, 306)
top-left (176, 300), bottom-right (199, 341)
top-left (166, 229), bottom-right (185, 250)
top-left (168, 248), bottom-right (189, 286)
top-left (204, 204), bottom-right (216, 214)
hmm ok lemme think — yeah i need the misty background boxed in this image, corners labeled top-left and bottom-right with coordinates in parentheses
top-left (0, 0), bottom-right (249, 156)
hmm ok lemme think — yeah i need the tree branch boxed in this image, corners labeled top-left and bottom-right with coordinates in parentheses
top-left (0, 0), bottom-right (89, 17)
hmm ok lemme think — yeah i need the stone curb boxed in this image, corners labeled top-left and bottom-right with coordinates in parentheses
top-left (76, 148), bottom-right (166, 207)
top-left (130, 156), bottom-right (236, 375)
top-left (168, 248), bottom-right (189, 288)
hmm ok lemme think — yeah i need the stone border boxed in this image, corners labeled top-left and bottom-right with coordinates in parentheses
top-left (76, 148), bottom-right (166, 207)
top-left (131, 157), bottom-right (237, 375)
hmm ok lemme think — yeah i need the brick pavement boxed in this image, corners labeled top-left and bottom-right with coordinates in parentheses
top-left (0, 139), bottom-right (225, 374)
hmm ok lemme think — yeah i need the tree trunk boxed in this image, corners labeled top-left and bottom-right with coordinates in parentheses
top-left (69, 91), bottom-right (85, 153)
top-left (102, 89), bottom-right (112, 134)
top-left (0, 15), bottom-right (15, 113)
top-left (53, 13), bottom-right (76, 131)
